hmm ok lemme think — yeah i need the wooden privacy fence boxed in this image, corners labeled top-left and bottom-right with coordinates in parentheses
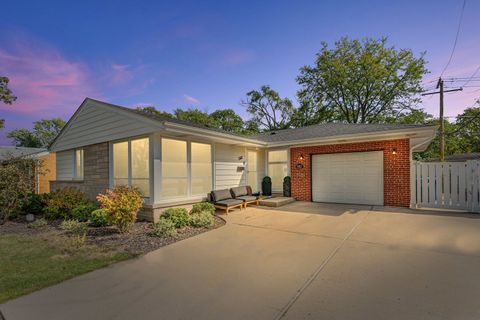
top-left (411, 160), bottom-right (480, 213)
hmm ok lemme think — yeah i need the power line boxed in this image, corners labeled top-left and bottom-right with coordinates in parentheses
top-left (462, 65), bottom-right (480, 86)
top-left (439, 0), bottom-right (467, 77)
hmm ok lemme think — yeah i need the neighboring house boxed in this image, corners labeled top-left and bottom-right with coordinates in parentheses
top-left (428, 153), bottom-right (480, 162)
top-left (0, 146), bottom-right (56, 194)
top-left (49, 98), bottom-right (437, 221)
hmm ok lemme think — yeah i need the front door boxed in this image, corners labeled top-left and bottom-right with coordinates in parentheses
top-left (247, 151), bottom-right (258, 193)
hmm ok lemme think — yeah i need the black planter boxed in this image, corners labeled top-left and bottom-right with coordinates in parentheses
top-left (262, 176), bottom-right (272, 196)
top-left (283, 176), bottom-right (291, 197)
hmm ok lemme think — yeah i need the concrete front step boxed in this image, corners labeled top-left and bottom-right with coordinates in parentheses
top-left (258, 197), bottom-right (295, 207)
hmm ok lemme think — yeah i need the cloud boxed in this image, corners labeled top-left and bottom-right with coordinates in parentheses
top-left (0, 35), bottom-right (98, 118)
top-left (110, 63), bottom-right (133, 85)
top-left (183, 94), bottom-right (200, 105)
top-left (223, 49), bottom-right (255, 65)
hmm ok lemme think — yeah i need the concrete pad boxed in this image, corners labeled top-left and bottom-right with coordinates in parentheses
top-left (226, 203), bottom-right (369, 239)
top-left (283, 240), bottom-right (480, 320)
top-left (1, 223), bottom-right (342, 320)
top-left (258, 197), bottom-right (295, 207)
top-left (3, 203), bottom-right (480, 320)
top-left (351, 209), bottom-right (480, 256)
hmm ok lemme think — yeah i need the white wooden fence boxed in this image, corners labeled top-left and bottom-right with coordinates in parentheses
top-left (411, 160), bottom-right (480, 213)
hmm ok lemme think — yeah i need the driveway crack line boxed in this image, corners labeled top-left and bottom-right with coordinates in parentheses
top-left (232, 223), bottom-right (344, 241)
top-left (273, 212), bottom-right (369, 320)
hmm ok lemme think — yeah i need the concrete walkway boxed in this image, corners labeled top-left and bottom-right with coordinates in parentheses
top-left (2, 202), bottom-right (480, 319)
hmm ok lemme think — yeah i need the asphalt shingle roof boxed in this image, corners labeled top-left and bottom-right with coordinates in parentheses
top-left (88, 98), bottom-right (434, 144)
top-left (248, 123), bottom-right (432, 143)
top-left (0, 146), bottom-right (47, 160)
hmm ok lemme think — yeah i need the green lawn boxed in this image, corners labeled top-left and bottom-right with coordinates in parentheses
top-left (0, 233), bottom-right (132, 303)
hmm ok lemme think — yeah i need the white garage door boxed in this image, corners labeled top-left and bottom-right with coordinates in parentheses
top-left (311, 151), bottom-right (384, 205)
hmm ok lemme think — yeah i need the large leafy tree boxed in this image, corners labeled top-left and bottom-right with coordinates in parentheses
top-left (414, 105), bottom-right (480, 160)
top-left (454, 106), bottom-right (480, 153)
top-left (297, 37), bottom-right (428, 124)
top-left (242, 85), bottom-right (294, 131)
top-left (0, 76), bottom-right (17, 128)
top-left (210, 109), bottom-right (244, 133)
top-left (135, 106), bottom-right (173, 118)
top-left (8, 118), bottom-right (65, 148)
top-left (174, 108), bottom-right (217, 127)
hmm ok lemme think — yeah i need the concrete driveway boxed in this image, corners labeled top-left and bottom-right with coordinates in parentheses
top-left (2, 202), bottom-right (480, 320)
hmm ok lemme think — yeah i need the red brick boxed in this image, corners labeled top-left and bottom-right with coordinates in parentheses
top-left (290, 139), bottom-right (410, 207)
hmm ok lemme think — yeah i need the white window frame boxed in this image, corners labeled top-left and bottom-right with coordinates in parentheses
top-left (73, 148), bottom-right (84, 180)
top-left (157, 136), bottom-right (214, 202)
top-left (267, 149), bottom-right (289, 192)
top-left (110, 136), bottom-right (151, 199)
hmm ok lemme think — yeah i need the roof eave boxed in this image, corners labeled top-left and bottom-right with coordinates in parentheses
top-left (265, 126), bottom-right (438, 148)
top-left (163, 122), bottom-right (267, 147)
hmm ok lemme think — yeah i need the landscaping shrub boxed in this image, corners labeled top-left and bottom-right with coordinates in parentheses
top-left (96, 186), bottom-right (143, 233)
top-left (161, 208), bottom-right (190, 228)
top-left (27, 217), bottom-right (47, 229)
top-left (0, 156), bottom-right (36, 224)
top-left (190, 211), bottom-right (215, 228)
top-left (190, 202), bottom-right (215, 215)
top-left (150, 218), bottom-right (177, 238)
top-left (89, 209), bottom-right (110, 227)
top-left (21, 193), bottom-right (47, 215)
top-left (59, 219), bottom-right (88, 235)
top-left (71, 203), bottom-right (98, 222)
top-left (43, 188), bottom-right (89, 220)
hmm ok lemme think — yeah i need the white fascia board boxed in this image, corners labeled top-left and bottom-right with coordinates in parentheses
top-left (163, 122), bottom-right (267, 147)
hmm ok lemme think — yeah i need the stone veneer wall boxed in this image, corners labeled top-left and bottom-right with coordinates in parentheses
top-left (50, 142), bottom-right (109, 201)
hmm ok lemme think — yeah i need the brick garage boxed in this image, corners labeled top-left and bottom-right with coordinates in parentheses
top-left (290, 139), bottom-right (410, 207)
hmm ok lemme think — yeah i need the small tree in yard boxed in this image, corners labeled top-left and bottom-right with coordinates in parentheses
top-left (0, 156), bottom-right (37, 224)
top-left (96, 186), bottom-right (143, 233)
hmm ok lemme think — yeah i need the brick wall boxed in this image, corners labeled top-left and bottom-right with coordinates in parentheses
top-left (50, 142), bottom-right (109, 200)
top-left (290, 139), bottom-right (410, 207)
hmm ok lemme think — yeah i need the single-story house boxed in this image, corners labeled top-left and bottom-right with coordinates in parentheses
top-left (49, 98), bottom-right (437, 221)
top-left (0, 146), bottom-right (56, 194)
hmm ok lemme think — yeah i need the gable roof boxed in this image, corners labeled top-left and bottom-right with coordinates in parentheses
top-left (50, 98), bottom-right (437, 151)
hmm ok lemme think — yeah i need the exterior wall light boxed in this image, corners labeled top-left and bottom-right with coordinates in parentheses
top-left (299, 153), bottom-right (304, 160)
top-left (392, 148), bottom-right (397, 155)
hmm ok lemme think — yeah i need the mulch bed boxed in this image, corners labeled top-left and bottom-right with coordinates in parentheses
top-left (0, 216), bottom-right (225, 255)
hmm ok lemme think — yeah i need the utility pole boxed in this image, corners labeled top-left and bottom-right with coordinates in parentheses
top-left (421, 77), bottom-right (462, 161)
top-left (438, 78), bottom-right (445, 161)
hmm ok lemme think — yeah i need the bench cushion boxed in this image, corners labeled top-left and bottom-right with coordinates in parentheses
top-left (230, 186), bottom-right (248, 198)
top-left (237, 195), bottom-right (257, 202)
top-left (215, 199), bottom-right (243, 207)
top-left (212, 189), bottom-right (232, 202)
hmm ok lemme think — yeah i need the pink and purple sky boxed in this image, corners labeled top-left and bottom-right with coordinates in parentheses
top-left (1, 0), bottom-right (479, 145)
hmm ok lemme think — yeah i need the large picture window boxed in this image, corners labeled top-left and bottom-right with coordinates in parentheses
top-left (161, 138), bottom-right (188, 198)
top-left (191, 142), bottom-right (212, 196)
top-left (113, 137), bottom-right (150, 197)
top-left (268, 150), bottom-right (288, 191)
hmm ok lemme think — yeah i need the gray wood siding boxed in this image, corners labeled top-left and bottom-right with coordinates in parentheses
top-left (214, 143), bottom-right (246, 190)
top-left (56, 150), bottom-right (74, 180)
top-left (51, 101), bottom-right (161, 152)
